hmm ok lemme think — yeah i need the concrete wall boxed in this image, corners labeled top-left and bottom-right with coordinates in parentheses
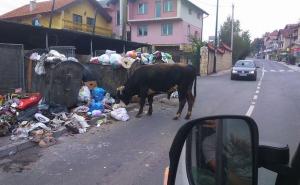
top-left (200, 46), bottom-right (232, 76)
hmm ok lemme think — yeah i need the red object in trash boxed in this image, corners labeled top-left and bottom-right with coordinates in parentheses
top-left (17, 93), bottom-right (42, 110)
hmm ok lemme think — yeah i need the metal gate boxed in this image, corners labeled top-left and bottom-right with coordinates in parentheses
top-left (0, 43), bottom-right (24, 94)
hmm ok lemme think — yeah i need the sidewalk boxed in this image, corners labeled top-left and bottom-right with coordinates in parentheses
top-left (278, 62), bottom-right (300, 71)
top-left (209, 69), bottom-right (231, 77)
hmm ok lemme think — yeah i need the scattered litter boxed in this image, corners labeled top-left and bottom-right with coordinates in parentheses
top-left (34, 113), bottom-right (50, 123)
top-left (111, 108), bottom-right (130, 121)
top-left (171, 91), bottom-right (178, 98)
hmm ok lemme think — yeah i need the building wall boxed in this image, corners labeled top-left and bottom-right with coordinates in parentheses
top-left (107, 3), bottom-right (121, 38)
top-left (7, 0), bottom-right (112, 36)
top-left (131, 20), bottom-right (184, 45)
top-left (128, 0), bottom-right (178, 20)
top-left (179, 0), bottom-right (203, 28)
top-left (182, 21), bottom-right (202, 43)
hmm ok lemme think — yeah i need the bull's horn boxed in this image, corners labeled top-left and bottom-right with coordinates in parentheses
top-left (117, 86), bottom-right (125, 91)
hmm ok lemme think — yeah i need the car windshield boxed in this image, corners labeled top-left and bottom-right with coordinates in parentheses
top-left (234, 60), bottom-right (255, 68)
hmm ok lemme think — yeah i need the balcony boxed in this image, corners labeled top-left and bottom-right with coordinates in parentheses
top-left (63, 20), bottom-right (111, 36)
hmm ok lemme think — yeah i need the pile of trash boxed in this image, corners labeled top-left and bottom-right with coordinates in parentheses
top-left (0, 86), bottom-right (130, 147)
top-left (89, 50), bottom-right (174, 69)
top-left (30, 50), bottom-right (79, 75)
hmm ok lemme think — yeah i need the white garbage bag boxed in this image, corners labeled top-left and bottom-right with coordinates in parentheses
top-left (78, 86), bottom-right (91, 103)
top-left (111, 108), bottom-right (130, 121)
top-left (99, 54), bottom-right (110, 65)
top-left (105, 50), bottom-right (116, 56)
top-left (34, 61), bottom-right (46, 75)
top-left (109, 54), bottom-right (122, 65)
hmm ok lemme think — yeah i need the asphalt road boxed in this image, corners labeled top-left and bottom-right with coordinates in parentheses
top-left (0, 59), bottom-right (299, 185)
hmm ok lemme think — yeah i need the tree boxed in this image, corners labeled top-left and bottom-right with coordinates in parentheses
top-left (250, 38), bottom-right (264, 55)
top-left (219, 16), bottom-right (251, 63)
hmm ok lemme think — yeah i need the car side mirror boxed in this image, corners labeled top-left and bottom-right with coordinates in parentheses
top-left (167, 116), bottom-right (259, 185)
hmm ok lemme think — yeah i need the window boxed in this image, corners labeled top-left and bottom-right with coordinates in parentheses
top-left (116, 10), bottom-right (120, 25)
top-left (86, 17), bottom-right (95, 26)
top-left (195, 31), bottom-right (199, 38)
top-left (162, 23), bottom-right (173, 35)
top-left (155, 1), bottom-right (161, 17)
top-left (187, 25), bottom-right (191, 35)
top-left (73, 14), bottom-right (82, 24)
top-left (163, 0), bottom-right (173, 12)
top-left (188, 8), bottom-right (192, 15)
top-left (197, 13), bottom-right (201, 19)
top-left (138, 3), bottom-right (148, 14)
top-left (138, 25), bottom-right (148, 36)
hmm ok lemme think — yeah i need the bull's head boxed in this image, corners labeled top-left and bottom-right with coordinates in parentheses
top-left (116, 85), bottom-right (131, 105)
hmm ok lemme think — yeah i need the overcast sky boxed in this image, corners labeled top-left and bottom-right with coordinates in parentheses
top-left (0, 0), bottom-right (299, 41)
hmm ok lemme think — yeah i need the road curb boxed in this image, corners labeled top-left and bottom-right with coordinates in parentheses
top-left (0, 127), bottom-right (67, 159)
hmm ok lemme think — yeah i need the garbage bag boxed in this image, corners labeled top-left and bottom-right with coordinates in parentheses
top-left (102, 93), bottom-right (115, 105)
top-left (34, 113), bottom-right (50, 123)
top-left (90, 57), bottom-right (100, 63)
top-left (73, 105), bottom-right (89, 113)
top-left (98, 54), bottom-right (110, 65)
top-left (126, 50), bottom-right (137, 59)
top-left (17, 106), bottom-right (38, 122)
top-left (110, 54), bottom-right (122, 68)
top-left (110, 108), bottom-right (129, 121)
top-left (92, 87), bottom-right (106, 102)
top-left (35, 61), bottom-right (46, 75)
top-left (91, 110), bottom-right (102, 117)
top-left (78, 86), bottom-right (91, 103)
top-left (17, 93), bottom-right (42, 110)
top-left (89, 100), bottom-right (104, 112)
top-left (30, 52), bottom-right (41, 61)
top-left (72, 114), bottom-right (90, 129)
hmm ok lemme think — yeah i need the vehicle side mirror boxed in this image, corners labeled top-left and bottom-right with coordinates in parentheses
top-left (167, 116), bottom-right (259, 185)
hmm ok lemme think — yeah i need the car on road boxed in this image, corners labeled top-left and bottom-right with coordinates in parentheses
top-left (231, 60), bottom-right (258, 81)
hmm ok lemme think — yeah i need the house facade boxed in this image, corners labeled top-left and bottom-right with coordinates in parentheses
top-left (0, 0), bottom-right (113, 36)
top-left (128, 0), bottom-right (207, 46)
top-left (106, 0), bottom-right (208, 62)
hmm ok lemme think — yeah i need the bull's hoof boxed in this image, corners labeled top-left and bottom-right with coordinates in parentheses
top-left (185, 115), bottom-right (191, 120)
top-left (173, 116), bottom-right (179, 120)
top-left (135, 114), bottom-right (142, 118)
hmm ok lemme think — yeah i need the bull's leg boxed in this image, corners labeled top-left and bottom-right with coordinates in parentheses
top-left (136, 89), bottom-right (147, 118)
top-left (173, 91), bottom-right (187, 120)
top-left (185, 90), bottom-right (195, 120)
top-left (147, 95), bottom-right (154, 116)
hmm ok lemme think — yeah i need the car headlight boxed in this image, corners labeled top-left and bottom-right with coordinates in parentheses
top-left (249, 71), bottom-right (255, 74)
top-left (232, 70), bottom-right (238, 73)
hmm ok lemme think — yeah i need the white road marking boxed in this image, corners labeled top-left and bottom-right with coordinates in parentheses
top-left (253, 95), bottom-right (258, 100)
top-left (246, 105), bottom-right (255, 116)
top-left (288, 70), bottom-right (294, 72)
top-left (279, 69), bottom-right (285, 72)
top-left (256, 90), bottom-right (260, 94)
top-left (251, 102), bottom-right (256, 105)
top-left (263, 70), bottom-right (268, 72)
top-left (257, 86), bottom-right (261, 89)
top-left (270, 69), bottom-right (276, 72)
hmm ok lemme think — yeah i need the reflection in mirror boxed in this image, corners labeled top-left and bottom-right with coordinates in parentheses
top-left (175, 118), bottom-right (253, 185)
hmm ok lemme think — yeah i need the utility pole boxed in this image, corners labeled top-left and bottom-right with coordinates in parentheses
top-left (120, 0), bottom-right (128, 41)
top-left (49, 0), bottom-right (56, 28)
top-left (213, 0), bottom-right (219, 73)
top-left (231, 4), bottom-right (234, 50)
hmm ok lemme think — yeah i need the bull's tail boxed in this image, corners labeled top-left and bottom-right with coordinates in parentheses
top-left (193, 75), bottom-right (197, 98)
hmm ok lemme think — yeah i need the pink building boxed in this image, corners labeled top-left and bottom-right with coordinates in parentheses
top-left (104, 0), bottom-right (208, 60)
